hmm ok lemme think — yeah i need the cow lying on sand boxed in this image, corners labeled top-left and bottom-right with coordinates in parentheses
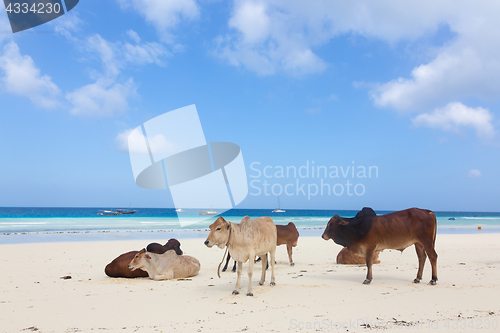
top-left (105, 239), bottom-right (182, 278)
top-left (222, 222), bottom-right (300, 272)
top-left (322, 207), bottom-right (438, 285)
top-left (205, 216), bottom-right (277, 296)
top-left (337, 247), bottom-right (380, 265)
top-left (128, 249), bottom-right (200, 280)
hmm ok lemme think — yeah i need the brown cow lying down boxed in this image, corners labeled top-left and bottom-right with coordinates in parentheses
top-left (128, 249), bottom-right (200, 280)
top-left (322, 207), bottom-right (438, 285)
top-left (223, 222), bottom-right (300, 272)
top-left (105, 239), bottom-right (182, 278)
top-left (337, 247), bottom-right (380, 265)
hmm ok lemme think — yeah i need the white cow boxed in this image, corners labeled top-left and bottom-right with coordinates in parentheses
top-left (204, 216), bottom-right (277, 296)
top-left (128, 249), bottom-right (200, 280)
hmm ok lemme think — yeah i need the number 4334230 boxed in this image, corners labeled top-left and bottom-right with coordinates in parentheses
top-left (5, 2), bottom-right (62, 14)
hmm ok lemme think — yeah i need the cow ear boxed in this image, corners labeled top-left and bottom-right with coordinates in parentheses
top-left (145, 254), bottom-right (151, 259)
top-left (226, 224), bottom-right (230, 230)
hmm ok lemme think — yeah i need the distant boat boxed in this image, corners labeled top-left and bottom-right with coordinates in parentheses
top-left (116, 209), bottom-right (137, 215)
top-left (175, 208), bottom-right (184, 212)
top-left (99, 204), bottom-right (137, 216)
top-left (448, 217), bottom-right (456, 220)
top-left (199, 209), bottom-right (220, 216)
top-left (98, 209), bottom-right (119, 216)
top-left (272, 196), bottom-right (285, 213)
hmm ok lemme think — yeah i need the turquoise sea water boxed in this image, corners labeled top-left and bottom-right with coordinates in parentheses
top-left (0, 207), bottom-right (499, 244)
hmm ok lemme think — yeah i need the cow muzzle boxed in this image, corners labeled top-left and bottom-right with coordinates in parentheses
top-left (321, 233), bottom-right (330, 240)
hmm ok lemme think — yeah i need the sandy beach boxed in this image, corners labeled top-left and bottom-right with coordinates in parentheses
top-left (1, 233), bottom-right (499, 332)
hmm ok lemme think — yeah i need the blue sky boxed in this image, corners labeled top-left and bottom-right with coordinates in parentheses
top-left (0, 1), bottom-right (499, 212)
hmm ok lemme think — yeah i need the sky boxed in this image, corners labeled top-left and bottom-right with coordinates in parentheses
top-left (0, 0), bottom-right (499, 212)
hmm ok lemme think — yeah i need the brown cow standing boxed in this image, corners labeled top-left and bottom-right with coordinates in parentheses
top-left (322, 207), bottom-right (438, 285)
top-left (105, 239), bottom-right (183, 278)
top-left (277, 222), bottom-right (300, 266)
top-left (222, 222), bottom-right (299, 271)
top-left (337, 247), bottom-right (380, 265)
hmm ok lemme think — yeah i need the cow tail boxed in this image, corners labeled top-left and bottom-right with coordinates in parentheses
top-left (431, 211), bottom-right (437, 245)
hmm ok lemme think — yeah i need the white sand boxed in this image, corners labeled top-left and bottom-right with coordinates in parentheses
top-left (1, 233), bottom-right (499, 332)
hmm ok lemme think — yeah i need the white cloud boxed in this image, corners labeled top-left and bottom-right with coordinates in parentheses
top-left (67, 33), bottom-right (168, 117)
top-left (117, 0), bottom-right (200, 42)
top-left (126, 30), bottom-right (141, 43)
top-left (66, 78), bottom-right (137, 117)
top-left (367, 2), bottom-right (500, 115)
top-left (84, 34), bottom-right (169, 78)
top-left (148, 134), bottom-right (177, 155)
top-left (116, 128), bottom-right (177, 155)
top-left (213, 0), bottom-right (500, 128)
top-left (215, 0), bottom-right (461, 76)
top-left (0, 41), bottom-right (61, 109)
top-left (53, 12), bottom-right (84, 39)
top-left (229, 1), bottom-right (270, 44)
top-left (123, 41), bottom-right (169, 66)
top-left (412, 102), bottom-right (495, 139)
top-left (86, 34), bottom-right (121, 78)
top-left (117, 128), bottom-right (147, 153)
top-left (468, 169), bottom-right (482, 178)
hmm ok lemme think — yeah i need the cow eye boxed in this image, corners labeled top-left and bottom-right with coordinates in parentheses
top-left (216, 227), bottom-right (221, 231)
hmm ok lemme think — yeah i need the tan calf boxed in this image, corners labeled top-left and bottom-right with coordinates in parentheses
top-left (128, 249), bottom-right (200, 280)
top-left (204, 216), bottom-right (277, 296)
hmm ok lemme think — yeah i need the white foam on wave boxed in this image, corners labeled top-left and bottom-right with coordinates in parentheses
top-left (140, 221), bottom-right (179, 225)
top-left (0, 222), bottom-right (47, 225)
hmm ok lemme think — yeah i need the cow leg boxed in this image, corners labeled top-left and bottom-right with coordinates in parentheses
top-left (232, 261), bottom-right (237, 272)
top-left (287, 243), bottom-right (294, 266)
top-left (222, 253), bottom-right (231, 272)
top-left (423, 243), bottom-right (438, 285)
top-left (270, 248), bottom-right (276, 286)
top-left (154, 270), bottom-right (174, 281)
top-left (247, 255), bottom-right (254, 296)
top-left (233, 261), bottom-right (243, 295)
top-left (259, 254), bottom-right (267, 285)
top-left (363, 247), bottom-right (375, 284)
top-left (414, 243), bottom-right (426, 283)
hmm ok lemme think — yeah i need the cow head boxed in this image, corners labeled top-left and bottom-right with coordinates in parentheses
top-left (322, 207), bottom-right (376, 247)
top-left (128, 248), bottom-right (151, 271)
top-left (204, 217), bottom-right (230, 249)
top-left (165, 238), bottom-right (183, 255)
top-left (322, 215), bottom-right (342, 241)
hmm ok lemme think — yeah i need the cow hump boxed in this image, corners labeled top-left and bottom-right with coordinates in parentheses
top-left (355, 207), bottom-right (376, 219)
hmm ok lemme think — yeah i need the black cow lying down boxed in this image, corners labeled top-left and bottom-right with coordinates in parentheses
top-left (322, 207), bottom-right (438, 285)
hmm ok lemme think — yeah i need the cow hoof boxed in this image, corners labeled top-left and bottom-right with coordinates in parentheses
top-left (222, 268), bottom-right (227, 272)
top-left (290, 262), bottom-right (295, 266)
top-left (362, 279), bottom-right (371, 285)
top-left (430, 280), bottom-right (437, 285)
top-left (232, 269), bottom-right (236, 273)
top-left (270, 282), bottom-right (276, 286)
top-left (259, 282), bottom-right (264, 286)
top-left (413, 279), bottom-right (421, 284)
top-left (246, 292), bottom-right (253, 297)
top-left (232, 290), bottom-right (239, 295)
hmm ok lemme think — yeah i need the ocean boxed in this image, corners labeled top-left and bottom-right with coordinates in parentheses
top-left (1, 207), bottom-right (499, 244)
